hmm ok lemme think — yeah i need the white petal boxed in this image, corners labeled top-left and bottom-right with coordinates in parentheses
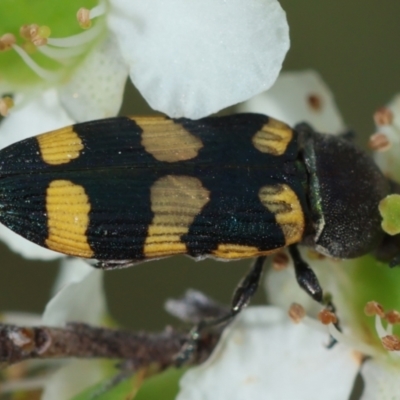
top-left (51, 257), bottom-right (96, 296)
top-left (373, 94), bottom-right (400, 181)
top-left (264, 256), bottom-right (322, 316)
top-left (0, 225), bottom-right (62, 260)
top-left (264, 255), bottom-right (362, 336)
top-left (42, 359), bottom-right (104, 400)
top-left (391, 95), bottom-right (400, 131)
top-left (59, 34), bottom-right (128, 122)
top-left (178, 307), bottom-right (359, 400)
top-left (264, 249), bottom-right (345, 317)
top-left (238, 70), bottom-right (345, 133)
top-left (360, 359), bottom-right (400, 400)
top-left (42, 258), bottom-right (106, 326)
top-left (0, 90), bottom-right (74, 149)
top-left (108, 0), bottom-right (289, 119)
top-left (1, 312), bottom-right (42, 326)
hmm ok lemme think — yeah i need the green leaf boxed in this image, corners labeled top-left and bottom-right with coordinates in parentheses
top-left (71, 375), bottom-right (135, 400)
top-left (135, 368), bottom-right (185, 400)
top-left (70, 367), bottom-right (186, 400)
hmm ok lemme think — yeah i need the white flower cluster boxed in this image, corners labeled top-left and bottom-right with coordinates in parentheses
top-left (1, 0), bottom-right (400, 399)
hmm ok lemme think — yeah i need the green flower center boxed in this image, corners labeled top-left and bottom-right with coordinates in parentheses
top-left (380, 194), bottom-right (400, 236)
top-left (342, 255), bottom-right (400, 354)
top-left (0, 0), bottom-right (105, 94)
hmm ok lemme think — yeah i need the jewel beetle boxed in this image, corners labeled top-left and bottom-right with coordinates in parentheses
top-left (0, 113), bottom-right (396, 331)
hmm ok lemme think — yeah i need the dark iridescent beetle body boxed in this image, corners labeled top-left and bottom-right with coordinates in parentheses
top-left (0, 112), bottom-right (397, 349)
top-left (0, 113), bottom-right (390, 264)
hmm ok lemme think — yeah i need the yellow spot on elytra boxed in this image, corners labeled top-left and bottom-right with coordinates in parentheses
top-left (258, 184), bottom-right (304, 245)
top-left (212, 243), bottom-right (280, 259)
top-left (36, 127), bottom-right (84, 165)
top-left (144, 175), bottom-right (209, 257)
top-left (45, 180), bottom-right (93, 258)
top-left (137, 117), bottom-right (203, 162)
top-left (252, 118), bottom-right (293, 156)
top-left (213, 244), bottom-right (260, 259)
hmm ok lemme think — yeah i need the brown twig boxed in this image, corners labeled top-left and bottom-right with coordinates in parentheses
top-left (0, 322), bottom-right (220, 370)
top-left (0, 289), bottom-right (229, 370)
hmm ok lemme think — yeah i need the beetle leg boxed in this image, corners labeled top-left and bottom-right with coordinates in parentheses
top-left (288, 245), bottom-right (342, 347)
top-left (175, 256), bottom-right (266, 365)
top-left (288, 245), bottom-right (323, 303)
top-left (231, 255), bottom-right (266, 313)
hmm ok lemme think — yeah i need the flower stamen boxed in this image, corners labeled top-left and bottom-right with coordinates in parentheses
top-left (77, 8), bottom-right (92, 29)
top-left (47, 22), bottom-right (103, 48)
top-left (20, 24), bottom-right (36, 41)
top-left (37, 44), bottom-right (88, 61)
top-left (0, 33), bottom-right (16, 51)
top-left (327, 323), bottom-right (380, 357)
top-left (89, 2), bottom-right (106, 19)
top-left (2, 3), bottom-right (106, 85)
top-left (364, 302), bottom-right (400, 357)
top-left (307, 93), bottom-right (323, 112)
top-left (374, 107), bottom-right (394, 126)
top-left (374, 313), bottom-right (389, 338)
top-left (0, 97), bottom-right (14, 117)
top-left (11, 44), bottom-right (59, 81)
top-left (77, 1), bottom-right (106, 29)
top-left (288, 303), bottom-right (305, 323)
top-left (368, 132), bottom-right (391, 152)
top-left (19, 24), bottom-right (50, 46)
top-left (290, 302), bottom-right (380, 357)
top-left (288, 303), bottom-right (328, 334)
top-left (32, 26), bottom-right (51, 47)
top-left (381, 335), bottom-right (400, 351)
top-left (385, 310), bottom-right (400, 325)
top-left (272, 252), bottom-right (289, 271)
top-left (318, 308), bottom-right (337, 325)
top-left (364, 301), bottom-right (385, 318)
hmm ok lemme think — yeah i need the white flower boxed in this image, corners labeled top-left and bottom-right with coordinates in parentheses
top-left (42, 258), bottom-right (106, 327)
top-left (41, 258), bottom-right (107, 400)
top-left (370, 94), bottom-right (400, 182)
top-left (0, 0), bottom-right (289, 121)
top-left (178, 254), bottom-right (400, 400)
top-left (0, 7), bottom-right (128, 122)
top-left (177, 72), bottom-right (400, 399)
top-left (0, 258), bottom-right (108, 399)
top-left (237, 69), bottom-right (345, 133)
top-left (264, 254), bottom-right (400, 400)
top-left (178, 306), bottom-right (361, 400)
